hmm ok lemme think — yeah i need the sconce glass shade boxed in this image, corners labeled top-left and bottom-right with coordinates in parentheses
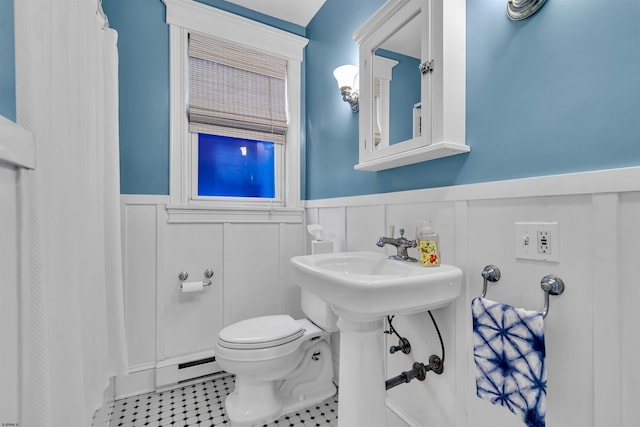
top-left (333, 65), bottom-right (358, 89)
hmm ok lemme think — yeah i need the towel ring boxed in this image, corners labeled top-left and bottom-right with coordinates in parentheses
top-left (540, 275), bottom-right (565, 319)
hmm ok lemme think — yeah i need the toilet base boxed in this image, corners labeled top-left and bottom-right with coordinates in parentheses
top-left (224, 340), bottom-right (336, 427)
top-left (225, 378), bottom-right (283, 427)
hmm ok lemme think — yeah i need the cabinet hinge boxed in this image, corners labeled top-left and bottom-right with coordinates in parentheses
top-left (419, 60), bottom-right (434, 74)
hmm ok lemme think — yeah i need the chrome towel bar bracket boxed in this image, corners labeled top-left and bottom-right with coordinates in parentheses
top-left (540, 275), bottom-right (565, 319)
top-left (480, 265), bottom-right (501, 298)
top-left (479, 265), bottom-right (566, 319)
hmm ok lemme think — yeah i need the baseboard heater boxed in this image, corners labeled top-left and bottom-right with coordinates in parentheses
top-left (155, 351), bottom-right (227, 391)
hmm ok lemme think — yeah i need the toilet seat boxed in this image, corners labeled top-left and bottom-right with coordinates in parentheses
top-left (217, 315), bottom-right (304, 350)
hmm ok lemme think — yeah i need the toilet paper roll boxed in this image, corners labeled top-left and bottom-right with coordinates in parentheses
top-left (180, 281), bottom-right (204, 293)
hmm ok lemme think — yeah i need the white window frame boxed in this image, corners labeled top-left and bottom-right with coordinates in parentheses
top-left (164, 0), bottom-right (308, 218)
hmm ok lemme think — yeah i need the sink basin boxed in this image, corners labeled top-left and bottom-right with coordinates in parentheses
top-left (289, 251), bottom-right (462, 317)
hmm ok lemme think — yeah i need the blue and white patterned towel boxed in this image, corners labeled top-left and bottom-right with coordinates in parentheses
top-left (471, 297), bottom-right (546, 427)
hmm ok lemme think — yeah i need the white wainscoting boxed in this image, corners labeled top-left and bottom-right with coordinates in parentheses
top-left (304, 167), bottom-right (640, 427)
top-left (0, 162), bottom-right (20, 425)
top-left (0, 116), bottom-right (34, 426)
top-left (118, 195), bottom-right (305, 397)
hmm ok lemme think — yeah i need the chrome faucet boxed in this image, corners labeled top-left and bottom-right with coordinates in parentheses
top-left (376, 228), bottom-right (418, 262)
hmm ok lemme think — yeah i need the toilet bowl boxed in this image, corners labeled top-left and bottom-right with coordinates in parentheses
top-left (215, 291), bottom-right (338, 427)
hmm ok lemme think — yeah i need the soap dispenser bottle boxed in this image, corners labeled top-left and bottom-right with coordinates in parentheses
top-left (417, 221), bottom-right (440, 267)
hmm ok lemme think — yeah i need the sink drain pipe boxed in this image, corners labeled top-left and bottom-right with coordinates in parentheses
top-left (385, 311), bottom-right (446, 390)
top-left (385, 355), bottom-right (443, 390)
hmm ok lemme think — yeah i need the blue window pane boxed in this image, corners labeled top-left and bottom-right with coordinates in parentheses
top-left (198, 134), bottom-right (275, 198)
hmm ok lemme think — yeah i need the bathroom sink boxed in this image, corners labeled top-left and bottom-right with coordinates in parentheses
top-left (291, 251), bottom-right (463, 426)
top-left (289, 251), bottom-right (462, 317)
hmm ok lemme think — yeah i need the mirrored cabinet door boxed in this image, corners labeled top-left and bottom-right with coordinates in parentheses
top-left (353, 0), bottom-right (469, 171)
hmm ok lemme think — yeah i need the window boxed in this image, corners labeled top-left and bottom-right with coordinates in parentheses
top-left (197, 134), bottom-right (275, 198)
top-left (187, 32), bottom-right (287, 203)
top-left (164, 0), bottom-right (308, 218)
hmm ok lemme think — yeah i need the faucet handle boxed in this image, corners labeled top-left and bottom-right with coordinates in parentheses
top-left (399, 228), bottom-right (405, 237)
top-left (388, 225), bottom-right (395, 238)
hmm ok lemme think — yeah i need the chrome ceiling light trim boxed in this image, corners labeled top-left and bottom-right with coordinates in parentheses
top-left (507, 0), bottom-right (547, 21)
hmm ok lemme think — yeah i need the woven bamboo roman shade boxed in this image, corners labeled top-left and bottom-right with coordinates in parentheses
top-left (188, 33), bottom-right (288, 144)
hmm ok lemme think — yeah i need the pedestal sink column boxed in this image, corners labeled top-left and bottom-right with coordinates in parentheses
top-left (335, 312), bottom-right (387, 427)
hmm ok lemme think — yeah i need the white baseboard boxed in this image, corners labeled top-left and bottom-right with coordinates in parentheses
top-left (155, 350), bottom-right (224, 392)
top-left (115, 351), bottom-right (228, 399)
top-left (103, 376), bottom-right (115, 402)
top-left (115, 363), bottom-right (157, 400)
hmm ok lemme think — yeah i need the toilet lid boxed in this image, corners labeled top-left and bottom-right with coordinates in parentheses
top-left (217, 315), bottom-right (304, 349)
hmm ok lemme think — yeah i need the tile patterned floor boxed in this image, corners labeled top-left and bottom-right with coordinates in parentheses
top-left (93, 375), bottom-right (338, 427)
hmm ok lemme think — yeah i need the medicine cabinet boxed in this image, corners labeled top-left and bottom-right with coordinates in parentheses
top-left (353, 0), bottom-right (469, 171)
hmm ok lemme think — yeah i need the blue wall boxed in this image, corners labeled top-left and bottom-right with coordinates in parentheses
top-left (103, 0), bottom-right (640, 197)
top-left (0, 0), bottom-right (15, 121)
top-left (304, 0), bottom-right (640, 199)
top-left (102, 0), bottom-right (304, 195)
top-left (2, 1), bottom-right (639, 197)
top-left (103, 0), bottom-right (169, 195)
top-left (304, 0), bottom-right (385, 199)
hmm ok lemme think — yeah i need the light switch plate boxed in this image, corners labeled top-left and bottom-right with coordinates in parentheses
top-left (515, 222), bottom-right (559, 262)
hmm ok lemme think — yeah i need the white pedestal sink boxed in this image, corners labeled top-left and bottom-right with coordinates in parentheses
top-left (290, 251), bottom-right (463, 427)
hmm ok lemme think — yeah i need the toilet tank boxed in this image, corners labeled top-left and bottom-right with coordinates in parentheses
top-left (301, 289), bottom-right (339, 332)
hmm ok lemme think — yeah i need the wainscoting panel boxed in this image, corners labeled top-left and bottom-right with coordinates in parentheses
top-left (280, 223), bottom-right (306, 320)
top-left (224, 222), bottom-right (285, 324)
top-left (159, 220), bottom-right (224, 360)
top-left (0, 116), bottom-right (35, 425)
top-left (304, 167), bottom-right (640, 427)
top-left (119, 196), bottom-right (305, 395)
top-left (121, 199), bottom-right (165, 368)
top-left (617, 191), bottom-right (640, 427)
top-left (0, 163), bottom-right (19, 424)
top-left (315, 206), bottom-right (346, 252)
top-left (345, 204), bottom-right (385, 251)
top-left (120, 168), bottom-right (640, 424)
top-left (465, 195), bottom-right (594, 427)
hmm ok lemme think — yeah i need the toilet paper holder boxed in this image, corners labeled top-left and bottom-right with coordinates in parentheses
top-left (178, 269), bottom-right (214, 287)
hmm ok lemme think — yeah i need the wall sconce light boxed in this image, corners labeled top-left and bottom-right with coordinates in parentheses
top-left (333, 65), bottom-right (359, 113)
top-left (507, 0), bottom-right (546, 20)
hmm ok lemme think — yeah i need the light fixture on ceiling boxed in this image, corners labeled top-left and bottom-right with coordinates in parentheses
top-left (333, 65), bottom-right (359, 113)
top-left (507, 0), bottom-right (547, 20)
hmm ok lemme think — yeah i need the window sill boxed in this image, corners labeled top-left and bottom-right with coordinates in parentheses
top-left (165, 205), bottom-right (304, 224)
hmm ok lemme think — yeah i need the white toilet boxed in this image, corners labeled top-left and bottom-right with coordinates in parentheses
top-left (214, 290), bottom-right (339, 427)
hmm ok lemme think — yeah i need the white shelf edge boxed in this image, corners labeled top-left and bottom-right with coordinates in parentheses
top-left (354, 142), bottom-right (470, 172)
